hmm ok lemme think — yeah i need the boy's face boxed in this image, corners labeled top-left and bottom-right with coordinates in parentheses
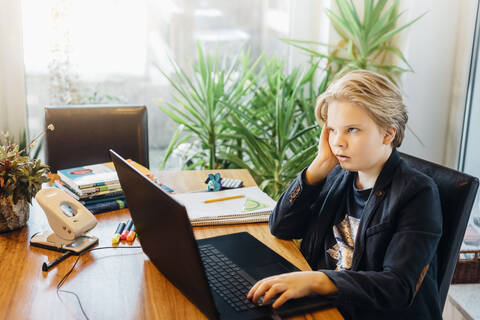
top-left (326, 99), bottom-right (394, 174)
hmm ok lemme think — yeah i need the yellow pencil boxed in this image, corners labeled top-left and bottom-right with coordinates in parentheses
top-left (204, 195), bottom-right (244, 204)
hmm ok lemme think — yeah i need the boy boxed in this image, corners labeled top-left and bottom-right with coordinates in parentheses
top-left (247, 70), bottom-right (442, 319)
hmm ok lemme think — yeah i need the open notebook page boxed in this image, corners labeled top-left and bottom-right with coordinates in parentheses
top-left (171, 186), bottom-right (276, 221)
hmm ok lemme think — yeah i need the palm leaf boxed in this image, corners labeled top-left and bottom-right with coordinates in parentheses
top-left (370, 12), bottom-right (426, 49)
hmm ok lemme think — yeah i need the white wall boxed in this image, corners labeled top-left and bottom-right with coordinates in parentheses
top-left (287, 0), bottom-right (331, 71)
top-left (398, 0), bottom-right (477, 167)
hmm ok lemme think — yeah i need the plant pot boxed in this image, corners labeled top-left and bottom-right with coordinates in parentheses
top-left (0, 196), bottom-right (30, 232)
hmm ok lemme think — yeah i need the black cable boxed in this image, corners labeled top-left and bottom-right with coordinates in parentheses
top-left (56, 245), bottom-right (142, 320)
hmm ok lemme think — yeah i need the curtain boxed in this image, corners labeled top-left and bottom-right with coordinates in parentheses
top-left (0, 0), bottom-right (27, 141)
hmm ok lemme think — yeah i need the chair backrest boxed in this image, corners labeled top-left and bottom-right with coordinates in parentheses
top-left (400, 152), bottom-right (479, 311)
top-left (45, 105), bottom-right (149, 172)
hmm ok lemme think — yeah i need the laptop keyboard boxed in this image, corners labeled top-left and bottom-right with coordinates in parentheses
top-left (199, 244), bottom-right (258, 312)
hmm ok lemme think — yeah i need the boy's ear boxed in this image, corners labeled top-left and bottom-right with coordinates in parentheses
top-left (383, 127), bottom-right (396, 145)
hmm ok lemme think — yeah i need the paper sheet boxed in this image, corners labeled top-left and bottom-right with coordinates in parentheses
top-left (171, 186), bottom-right (276, 221)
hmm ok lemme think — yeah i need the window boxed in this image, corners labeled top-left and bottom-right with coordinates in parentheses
top-left (460, 3), bottom-right (480, 217)
top-left (22, 0), bottom-right (292, 169)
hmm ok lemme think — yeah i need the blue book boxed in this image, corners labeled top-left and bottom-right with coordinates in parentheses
top-left (81, 195), bottom-right (126, 206)
top-left (85, 199), bottom-right (128, 214)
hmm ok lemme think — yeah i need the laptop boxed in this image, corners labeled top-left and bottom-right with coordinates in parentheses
top-left (109, 150), bottom-right (333, 319)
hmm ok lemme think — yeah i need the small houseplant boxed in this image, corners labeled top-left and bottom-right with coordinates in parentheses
top-left (0, 127), bottom-right (52, 232)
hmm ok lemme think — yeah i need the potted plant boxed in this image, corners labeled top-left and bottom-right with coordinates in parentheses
top-left (0, 127), bottom-right (52, 232)
top-left (157, 43), bottom-right (261, 170)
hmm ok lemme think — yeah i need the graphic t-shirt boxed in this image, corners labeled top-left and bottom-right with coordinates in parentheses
top-left (327, 176), bottom-right (372, 270)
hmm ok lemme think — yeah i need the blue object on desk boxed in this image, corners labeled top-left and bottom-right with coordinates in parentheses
top-left (206, 173), bottom-right (222, 191)
top-left (85, 199), bottom-right (127, 214)
top-left (204, 173), bottom-right (243, 191)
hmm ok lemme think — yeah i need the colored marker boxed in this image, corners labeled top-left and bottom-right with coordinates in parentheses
top-left (126, 225), bottom-right (136, 242)
top-left (112, 222), bottom-right (126, 244)
top-left (120, 219), bottom-right (133, 240)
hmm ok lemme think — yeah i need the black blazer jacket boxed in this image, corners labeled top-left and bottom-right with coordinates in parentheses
top-left (269, 149), bottom-right (443, 319)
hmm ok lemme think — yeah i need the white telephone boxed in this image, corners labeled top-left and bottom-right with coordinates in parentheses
top-left (30, 188), bottom-right (98, 253)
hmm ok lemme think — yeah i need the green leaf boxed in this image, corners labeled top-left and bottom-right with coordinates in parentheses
top-left (363, 0), bottom-right (374, 31)
top-left (160, 126), bottom-right (192, 170)
top-left (283, 38), bottom-right (350, 64)
top-left (370, 12), bottom-right (426, 49)
top-left (325, 8), bottom-right (354, 42)
top-left (368, 2), bottom-right (399, 41)
top-left (369, 0), bottom-right (389, 30)
top-left (376, 45), bottom-right (413, 71)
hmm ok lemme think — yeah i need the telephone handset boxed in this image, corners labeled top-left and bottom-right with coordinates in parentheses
top-left (30, 188), bottom-right (98, 253)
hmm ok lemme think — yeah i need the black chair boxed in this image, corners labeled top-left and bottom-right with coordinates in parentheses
top-left (400, 152), bottom-right (479, 311)
top-left (45, 105), bottom-right (149, 172)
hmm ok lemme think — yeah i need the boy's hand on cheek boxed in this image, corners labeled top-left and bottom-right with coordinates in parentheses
top-left (246, 271), bottom-right (338, 309)
top-left (305, 126), bottom-right (338, 185)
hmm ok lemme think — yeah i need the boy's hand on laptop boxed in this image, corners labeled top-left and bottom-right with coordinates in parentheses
top-left (247, 271), bottom-right (338, 309)
top-left (305, 124), bottom-right (338, 185)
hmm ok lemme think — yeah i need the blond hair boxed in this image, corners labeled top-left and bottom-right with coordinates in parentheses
top-left (315, 70), bottom-right (408, 148)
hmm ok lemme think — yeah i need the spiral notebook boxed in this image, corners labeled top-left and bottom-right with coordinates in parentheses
top-left (171, 186), bottom-right (276, 226)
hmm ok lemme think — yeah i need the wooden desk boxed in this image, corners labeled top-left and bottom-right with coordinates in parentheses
top-left (0, 169), bottom-right (342, 320)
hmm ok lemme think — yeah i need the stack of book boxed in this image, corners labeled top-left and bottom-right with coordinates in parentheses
top-left (54, 160), bottom-right (160, 214)
top-left (54, 162), bottom-right (126, 214)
